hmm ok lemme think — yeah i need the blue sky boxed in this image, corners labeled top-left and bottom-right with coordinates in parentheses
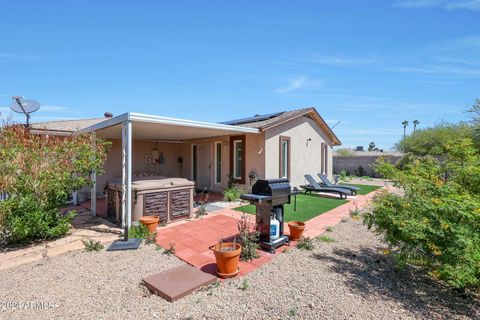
top-left (1, 0), bottom-right (479, 149)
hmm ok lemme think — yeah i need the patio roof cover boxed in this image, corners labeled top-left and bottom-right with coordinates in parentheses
top-left (82, 112), bottom-right (259, 141)
top-left (81, 112), bottom-right (259, 229)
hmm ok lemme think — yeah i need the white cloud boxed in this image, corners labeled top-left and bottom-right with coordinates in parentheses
top-left (386, 64), bottom-right (480, 78)
top-left (305, 55), bottom-right (375, 66)
top-left (393, 0), bottom-right (480, 11)
top-left (274, 76), bottom-right (324, 94)
top-left (0, 52), bottom-right (42, 60)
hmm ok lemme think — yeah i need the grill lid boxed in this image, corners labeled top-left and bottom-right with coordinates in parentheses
top-left (252, 178), bottom-right (291, 197)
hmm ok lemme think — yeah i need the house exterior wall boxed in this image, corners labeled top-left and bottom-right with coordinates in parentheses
top-left (93, 116), bottom-right (334, 193)
top-left (264, 116), bottom-right (334, 188)
top-left (182, 135), bottom-right (230, 191)
top-left (182, 132), bottom-right (265, 191)
top-left (95, 139), bottom-right (185, 193)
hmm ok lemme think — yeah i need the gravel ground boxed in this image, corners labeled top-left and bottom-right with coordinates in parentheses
top-left (1, 218), bottom-right (478, 320)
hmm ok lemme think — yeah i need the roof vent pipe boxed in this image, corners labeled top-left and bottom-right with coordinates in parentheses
top-left (104, 112), bottom-right (113, 118)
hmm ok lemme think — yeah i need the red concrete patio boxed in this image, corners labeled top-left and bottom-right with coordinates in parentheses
top-left (155, 187), bottom-right (387, 278)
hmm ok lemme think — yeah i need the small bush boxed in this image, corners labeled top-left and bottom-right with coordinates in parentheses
top-left (325, 226), bottom-right (333, 232)
top-left (223, 186), bottom-right (243, 202)
top-left (128, 224), bottom-right (151, 239)
top-left (237, 214), bottom-right (260, 261)
top-left (1, 195), bottom-right (75, 245)
top-left (82, 238), bottom-right (104, 252)
top-left (297, 237), bottom-right (315, 250)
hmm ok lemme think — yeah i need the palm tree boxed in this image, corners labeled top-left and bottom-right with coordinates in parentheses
top-left (402, 120), bottom-right (409, 140)
top-left (413, 120), bottom-right (420, 133)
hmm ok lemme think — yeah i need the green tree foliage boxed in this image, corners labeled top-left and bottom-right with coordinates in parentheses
top-left (467, 99), bottom-right (480, 151)
top-left (365, 141), bottom-right (480, 289)
top-left (395, 122), bottom-right (473, 156)
top-left (368, 142), bottom-right (376, 151)
top-left (0, 122), bottom-right (110, 246)
top-left (335, 148), bottom-right (355, 157)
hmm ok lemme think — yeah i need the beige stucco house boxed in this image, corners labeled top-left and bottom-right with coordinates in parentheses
top-left (30, 107), bottom-right (340, 226)
top-left (31, 107), bottom-right (340, 191)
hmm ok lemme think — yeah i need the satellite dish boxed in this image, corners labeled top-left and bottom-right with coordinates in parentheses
top-left (9, 96), bottom-right (41, 127)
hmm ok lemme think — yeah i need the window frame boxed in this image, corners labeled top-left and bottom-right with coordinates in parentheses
top-left (191, 144), bottom-right (197, 181)
top-left (279, 135), bottom-right (291, 180)
top-left (321, 143), bottom-right (328, 175)
top-left (214, 141), bottom-right (222, 184)
top-left (229, 135), bottom-right (246, 184)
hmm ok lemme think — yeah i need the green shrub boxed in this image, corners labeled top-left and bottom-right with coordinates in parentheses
top-left (223, 186), bottom-right (243, 202)
top-left (1, 195), bottom-right (74, 245)
top-left (0, 121), bottom-right (110, 246)
top-left (128, 224), bottom-right (151, 239)
top-left (366, 144), bottom-right (480, 289)
top-left (82, 238), bottom-right (104, 252)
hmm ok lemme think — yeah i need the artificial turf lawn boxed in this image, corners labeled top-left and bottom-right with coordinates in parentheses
top-left (233, 184), bottom-right (381, 222)
top-left (342, 183), bottom-right (381, 195)
top-left (234, 194), bottom-right (348, 222)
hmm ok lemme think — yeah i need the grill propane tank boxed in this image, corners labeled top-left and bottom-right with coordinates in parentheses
top-left (270, 213), bottom-right (280, 241)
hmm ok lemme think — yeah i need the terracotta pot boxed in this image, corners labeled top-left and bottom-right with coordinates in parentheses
top-left (288, 221), bottom-right (305, 240)
top-left (139, 216), bottom-right (160, 233)
top-left (210, 242), bottom-right (242, 278)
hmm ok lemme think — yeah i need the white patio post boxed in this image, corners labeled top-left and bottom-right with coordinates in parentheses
top-left (122, 120), bottom-right (133, 228)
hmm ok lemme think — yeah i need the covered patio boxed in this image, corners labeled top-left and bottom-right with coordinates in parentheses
top-left (81, 112), bottom-right (258, 227)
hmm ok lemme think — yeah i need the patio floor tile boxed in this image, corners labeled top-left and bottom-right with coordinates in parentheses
top-left (154, 188), bottom-right (384, 278)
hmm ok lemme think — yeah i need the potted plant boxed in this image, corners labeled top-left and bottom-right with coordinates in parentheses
top-left (287, 221), bottom-right (305, 240)
top-left (210, 237), bottom-right (242, 278)
top-left (139, 215), bottom-right (160, 233)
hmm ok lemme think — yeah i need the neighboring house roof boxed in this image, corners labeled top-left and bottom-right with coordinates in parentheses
top-left (29, 118), bottom-right (106, 134)
top-left (223, 107), bottom-right (341, 146)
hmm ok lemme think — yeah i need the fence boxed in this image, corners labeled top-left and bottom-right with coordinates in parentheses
top-left (333, 154), bottom-right (403, 178)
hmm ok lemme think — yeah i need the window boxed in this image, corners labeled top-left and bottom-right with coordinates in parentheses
top-left (233, 140), bottom-right (243, 179)
top-left (229, 135), bottom-right (246, 184)
top-left (279, 136), bottom-right (291, 179)
top-left (321, 143), bottom-right (328, 175)
top-left (192, 144), bottom-right (197, 180)
top-left (215, 142), bottom-right (222, 184)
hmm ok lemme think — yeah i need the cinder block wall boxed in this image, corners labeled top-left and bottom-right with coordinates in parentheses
top-left (333, 155), bottom-right (402, 177)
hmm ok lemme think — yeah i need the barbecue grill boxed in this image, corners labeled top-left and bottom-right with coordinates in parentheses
top-left (240, 178), bottom-right (291, 253)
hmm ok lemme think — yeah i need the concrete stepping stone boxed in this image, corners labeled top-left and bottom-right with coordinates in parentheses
top-left (143, 265), bottom-right (216, 302)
